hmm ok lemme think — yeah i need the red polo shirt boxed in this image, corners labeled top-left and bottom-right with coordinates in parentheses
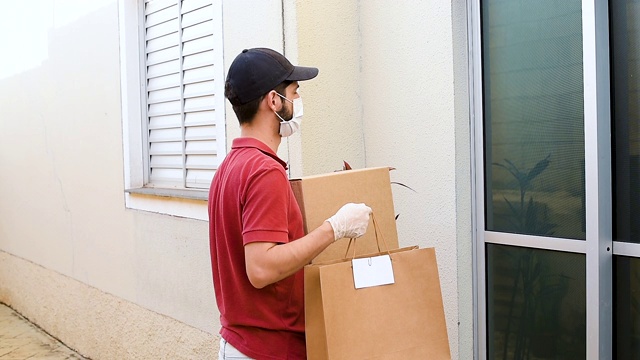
top-left (209, 137), bottom-right (306, 359)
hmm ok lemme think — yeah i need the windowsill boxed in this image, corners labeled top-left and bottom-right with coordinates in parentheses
top-left (125, 187), bottom-right (209, 201)
top-left (124, 187), bottom-right (209, 220)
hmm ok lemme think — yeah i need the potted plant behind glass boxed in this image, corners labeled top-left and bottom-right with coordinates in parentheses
top-left (493, 155), bottom-right (572, 360)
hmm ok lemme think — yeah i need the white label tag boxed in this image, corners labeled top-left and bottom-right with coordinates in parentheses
top-left (352, 254), bottom-right (395, 289)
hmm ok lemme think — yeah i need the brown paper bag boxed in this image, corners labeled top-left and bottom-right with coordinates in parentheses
top-left (304, 218), bottom-right (451, 359)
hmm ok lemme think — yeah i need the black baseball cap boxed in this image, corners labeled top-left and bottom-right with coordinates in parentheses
top-left (225, 48), bottom-right (319, 106)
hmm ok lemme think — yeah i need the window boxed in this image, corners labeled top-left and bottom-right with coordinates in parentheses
top-left (142, 0), bottom-right (225, 190)
top-left (118, 0), bottom-right (225, 219)
top-left (120, 0), bottom-right (288, 219)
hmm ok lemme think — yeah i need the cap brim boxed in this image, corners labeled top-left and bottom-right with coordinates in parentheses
top-left (286, 66), bottom-right (319, 81)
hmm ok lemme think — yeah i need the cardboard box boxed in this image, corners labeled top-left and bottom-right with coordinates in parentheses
top-left (290, 167), bottom-right (399, 263)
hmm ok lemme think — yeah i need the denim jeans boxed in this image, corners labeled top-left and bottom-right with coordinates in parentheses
top-left (219, 338), bottom-right (254, 360)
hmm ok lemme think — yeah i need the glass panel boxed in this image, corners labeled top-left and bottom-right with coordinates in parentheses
top-left (611, 0), bottom-right (640, 243)
top-left (482, 0), bottom-right (586, 239)
top-left (612, 0), bottom-right (640, 355)
top-left (487, 244), bottom-right (586, 359)
top-left (615, 256), bottom-right (640, 358)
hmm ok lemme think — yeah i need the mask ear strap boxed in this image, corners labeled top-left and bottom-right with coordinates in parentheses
top-left (275, 91), bottom-right (294, 104)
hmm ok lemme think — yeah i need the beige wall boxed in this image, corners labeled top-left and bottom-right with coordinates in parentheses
top-left (296, 1), bottom-right (366, 174)
top-left (0, 0), bottom-right (472, 358)
top-left (294, 1), bottom-right (472, 358)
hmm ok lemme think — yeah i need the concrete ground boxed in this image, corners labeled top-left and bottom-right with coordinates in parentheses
top-left (0, 303), bottom-right (87, 360)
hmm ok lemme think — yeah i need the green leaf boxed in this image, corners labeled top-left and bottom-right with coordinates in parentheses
top-left (493, 162), bottom-right (521, 183)
top-left (526, 154), bottom-right (551, 182)
top-left (503, 196), bottom-right (520, 217)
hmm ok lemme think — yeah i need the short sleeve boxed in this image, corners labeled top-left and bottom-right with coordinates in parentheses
top-left (242, 166), bottom-right (291, 244)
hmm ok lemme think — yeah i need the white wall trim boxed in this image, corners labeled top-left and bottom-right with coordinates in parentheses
top-left (125, 193), bottom-right (208, 221)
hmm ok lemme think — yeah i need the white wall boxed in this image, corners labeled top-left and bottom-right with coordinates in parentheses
top-left (0, 0), bottom-right (290, 358)
top-left (0, 0), bottom-right (216, 352)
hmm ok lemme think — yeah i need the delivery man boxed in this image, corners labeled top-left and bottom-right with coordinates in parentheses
top-left (208, 47), bottom-right (372, 359)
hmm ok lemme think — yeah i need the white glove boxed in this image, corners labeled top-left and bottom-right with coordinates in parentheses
top-left (326, 203), bottom-right (373, 241)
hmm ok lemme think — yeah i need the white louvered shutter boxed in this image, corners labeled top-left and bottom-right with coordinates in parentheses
top-left (143, 0), bottom-right (225, 189)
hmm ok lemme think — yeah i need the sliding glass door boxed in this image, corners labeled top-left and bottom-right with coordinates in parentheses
top-left (471, 0), bottom-right (637, 357)
top-left (480, 1), bottom-right (587, 358)
top-left (611, 0), bottom-right (640, 358)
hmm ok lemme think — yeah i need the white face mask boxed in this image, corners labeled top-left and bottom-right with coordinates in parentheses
top-left (275, 94), bottom-right (303, 137)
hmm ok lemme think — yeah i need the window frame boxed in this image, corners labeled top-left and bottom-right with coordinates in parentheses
top-left (119, 0), bottom-right (225, 220)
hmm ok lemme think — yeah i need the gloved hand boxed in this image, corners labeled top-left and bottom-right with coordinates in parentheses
top-left (326, 203), bottom-right (373, 241)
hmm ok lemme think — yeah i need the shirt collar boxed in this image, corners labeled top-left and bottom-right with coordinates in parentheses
top-left (231, 137), bottom-right (288, 169)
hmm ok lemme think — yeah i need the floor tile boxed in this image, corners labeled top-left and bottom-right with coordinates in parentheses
top-left (0, 304), bottom-right (86, 360)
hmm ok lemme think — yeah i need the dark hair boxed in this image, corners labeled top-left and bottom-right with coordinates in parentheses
top-left (226, 81), bottom-right (292, 125)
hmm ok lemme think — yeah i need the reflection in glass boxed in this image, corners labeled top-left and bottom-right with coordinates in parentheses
top-left (482, 0), bottom-right (585, 240)
top-left (611, 0), bottom-right (640, 243)
top-left (612, 0), bottom-right (640, 356)
top-left (487, 244), bottom-right (586, 359)
top-left (615, 256), bottom-right (640, 359)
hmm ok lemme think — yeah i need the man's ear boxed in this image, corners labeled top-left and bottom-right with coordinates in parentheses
top-left (264, 90), bottom-right (282, 112)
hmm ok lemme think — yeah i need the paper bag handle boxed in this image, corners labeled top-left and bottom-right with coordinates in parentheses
top-left (344, 212), bottom-right (392, 259)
